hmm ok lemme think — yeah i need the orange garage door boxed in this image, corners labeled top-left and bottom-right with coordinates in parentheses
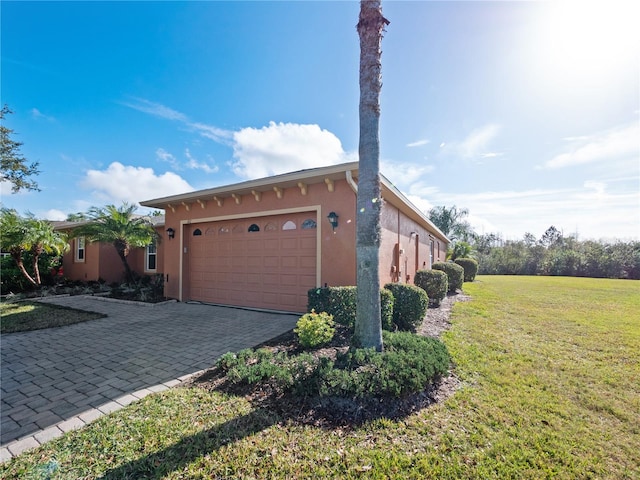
top-left (187, 212), bottom-right (317, 312)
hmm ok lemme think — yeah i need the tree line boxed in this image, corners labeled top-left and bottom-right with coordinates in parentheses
top-left (428, 207), bottom-right (639, 280)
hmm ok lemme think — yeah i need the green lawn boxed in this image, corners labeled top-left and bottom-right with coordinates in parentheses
top-left (0, 301), bottom-right (106, 333)
top-left (2, 276), bottom-right (638, 479)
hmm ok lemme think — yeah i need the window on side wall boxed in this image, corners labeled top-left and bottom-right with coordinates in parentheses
top-left (75, 237), bottom-right (85, 263)
top-left (146, 240), bottom-right (157, 272)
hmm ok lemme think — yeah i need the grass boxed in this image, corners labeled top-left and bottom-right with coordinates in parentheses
top-left (0, 301), bottom-right (106, 333)
top-left (1, 276), bottom-right (638, 478)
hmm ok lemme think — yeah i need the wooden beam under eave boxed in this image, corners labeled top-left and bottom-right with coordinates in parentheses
top-left (273, 186), bottom-right (284, 199)
top-left (182, 201), bottom-right (191, 211)
top-left (213, 196), bottom-right (224, 207)
top-left (167, 204), bottom-right (176, 213)
top-left (231, 193), bottom-right (242, 205)
top-left (297, 182), bottom-right (308, 195)
top-left (251, 190), bottom-right (262, 202)
top-left (324, 178), bottom-right (335, 192)
top-left (197, 199), bottom-right (207, 209)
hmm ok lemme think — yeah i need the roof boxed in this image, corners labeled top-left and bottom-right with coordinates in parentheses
top-left (139, 162), bottom-right (449, 243)
top-left (52, 214), bottom-right (165, 231)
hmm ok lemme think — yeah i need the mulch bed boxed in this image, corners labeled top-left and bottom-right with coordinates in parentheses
top-left (188, 292), bottom-right (470, 428)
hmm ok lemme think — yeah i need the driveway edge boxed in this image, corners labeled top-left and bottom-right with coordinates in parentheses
top-left (0, 369), bottom-right (206, 463)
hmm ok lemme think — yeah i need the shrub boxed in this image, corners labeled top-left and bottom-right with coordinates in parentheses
top-left (383, 283), bottom-right (429, 332)
top-left (414, 269), bottom-right (448, 306)
top-left (319, 331), bottom-right (450, 397)
top-left (294, 310), bottom-right (335, 349)
top-left (215, 331), bottom-right (451, 399)
top-left (454, 257), bottom-right (479, 282)
top-left (432, 262), bottom-right (464, 293)
top-left (307, 286), bottom-right (394, 330)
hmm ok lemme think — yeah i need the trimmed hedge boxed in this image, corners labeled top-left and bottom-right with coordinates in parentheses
top-left (414, 269), bottom-right (448, 306)
top-left (307, 286), bottom-right (394, 331)
top-left (432, 262), bottom-right (464, 293)
top-left (384, 283), bottom-right (429, 332)
top-left (318, 331), bottom-right (451, 397)
top-left (454, 257), bottom-right (479, 282)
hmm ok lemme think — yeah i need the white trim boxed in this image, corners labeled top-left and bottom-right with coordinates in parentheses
top-left (145, 241), bottom-right (157, 273)
top-left (178, 205), bottom-right (322, 303)
top-left (74, 237), bottom-right (85, 263)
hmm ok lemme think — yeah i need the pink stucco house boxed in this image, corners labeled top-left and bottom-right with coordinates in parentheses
top-left (53, 216), bottom-right (165, 285)
top-left (140, 162), bottom-right (449, 313)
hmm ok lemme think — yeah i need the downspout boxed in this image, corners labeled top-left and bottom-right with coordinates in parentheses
top-left (346, 170), bottom-right (358, 194)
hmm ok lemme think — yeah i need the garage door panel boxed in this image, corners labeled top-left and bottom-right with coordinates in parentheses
top-left (187, 212), bottom-right (317, 312)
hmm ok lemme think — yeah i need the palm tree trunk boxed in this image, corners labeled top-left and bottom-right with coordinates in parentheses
top-left (11, 252), bottom-right (37, 286)
top-left (114, 240), bottom-right (134, 283)
top-left (354, 0), bottom-right (388, 351)
top-left (31, 246), bottom-right (43, 285)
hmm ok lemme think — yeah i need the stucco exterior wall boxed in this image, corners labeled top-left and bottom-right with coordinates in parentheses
top-left (161, 178), bottom-right (358, 301)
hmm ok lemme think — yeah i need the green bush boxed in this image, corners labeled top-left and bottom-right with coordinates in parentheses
top-left (432, 262), bottom-right (464, 293)
top-left (307, 286), bottom-right (394, 330)
top-left (319, 331), bottom-right (450, 397)
top-left (294, 310), bottom-right (335, 349)
top-left (383, 283), bottom-right (429, 332)
top-left (414, 269), bottom-right (448, 306)
top-left (454, 257), bottom-right (479, 282)
top-left (215, 331), bottom-right (450, 399)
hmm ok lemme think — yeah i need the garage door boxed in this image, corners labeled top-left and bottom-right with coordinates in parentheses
top-left (187, 212), bottom-right (317, 312)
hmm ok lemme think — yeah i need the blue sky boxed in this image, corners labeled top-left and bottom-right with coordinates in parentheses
top-left (2, 1), bottom-right (638, 240)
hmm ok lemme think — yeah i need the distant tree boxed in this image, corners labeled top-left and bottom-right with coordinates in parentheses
top-left (66, 212), bottom-right (88, 221)
top-left (72, 203), bottom-right (157, 283)
top-left (0, 208), bottom-right (66, 286)
top-left (354, 0), bottom-right (389, 351)
top-left (0, 105), bottom-right (40, 192)
top-left (428, 205), bottom-right (475, 241)
top-left (539, 226), bottom-right (563, 247)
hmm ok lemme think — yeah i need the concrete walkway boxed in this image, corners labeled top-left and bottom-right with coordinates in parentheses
top-left (0, 296), bottom-right (298, 461)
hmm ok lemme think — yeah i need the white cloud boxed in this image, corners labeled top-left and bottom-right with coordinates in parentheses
top-left (189, 122), bottom-right (233, 144)
top-left (230, 121), bottom-right (354, 179)
top-left (155, 148), bottom-right (180, 169)
top-left (121, 97), bottom-right (188, 122)
top-left (80, 162), bottom-right (194, 204)
top-left (30, 108), bottom-right (55, 121)
top-left (406, 139), bottom-right (429, 148)
top-left (544, 123), bottom-right (639, 169)
top-left (413, 185), bottom-right (640, 240)
top-left (184, 149), bottom-right (219, 174)
top-left (42, 209), bottom-right (67, 221)
top-left (448, 124), bottom-right (502, 159)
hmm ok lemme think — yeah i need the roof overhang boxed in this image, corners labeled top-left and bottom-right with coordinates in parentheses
top-left (140, 161), bottom-right (449, 244)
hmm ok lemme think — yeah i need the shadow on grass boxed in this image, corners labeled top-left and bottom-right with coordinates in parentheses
top-left (100, 407), bottom-right (280, 478)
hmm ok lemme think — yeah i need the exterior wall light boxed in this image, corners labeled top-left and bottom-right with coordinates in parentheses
top-left (166, 227), bottom-right (175, 239)
top-left (327, 211), bottom-right (339, 230)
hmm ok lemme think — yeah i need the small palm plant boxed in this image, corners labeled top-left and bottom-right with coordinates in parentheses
top-left (72, 203), bottom-right (158, 284)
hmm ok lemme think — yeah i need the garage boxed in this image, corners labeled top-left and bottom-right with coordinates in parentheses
top-left (186, 211), bottom-right (318, 312)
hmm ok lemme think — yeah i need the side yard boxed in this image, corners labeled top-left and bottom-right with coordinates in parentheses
top-left (1, 276), bottom-right (638, 479)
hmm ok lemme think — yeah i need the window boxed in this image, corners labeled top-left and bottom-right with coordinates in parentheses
top-left (302, 219), bottom-right (317, 229)
top-left (193, 228), bottom-right (202, 236)
top-left (264, 222), bottom-right (277, 232)
top-left (146, 240), bottom-right (157, 272)
top-left (248, 224), bottom-right (260, 232)
top-left (75, 237), bottom-right (85, 262)
top-left (282, 220), bottom-right (297, 230)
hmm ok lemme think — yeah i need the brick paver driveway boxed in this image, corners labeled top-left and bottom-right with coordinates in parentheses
top-left (1, 296), bottom-right (298, 447)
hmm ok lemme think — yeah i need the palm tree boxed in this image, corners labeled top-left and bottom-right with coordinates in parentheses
top-left (1, 208), bottom-right (37, 285)
top-left (0, 208), bottom-right (67, 286)
top-left (72, 203), bottom-right (157, 283)
top-left (354, 0), bottom-right (389, 351)
top-left (26, 216), bottom-right (68, 284)
top-left (428, 205), bottom-right (474, 242)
